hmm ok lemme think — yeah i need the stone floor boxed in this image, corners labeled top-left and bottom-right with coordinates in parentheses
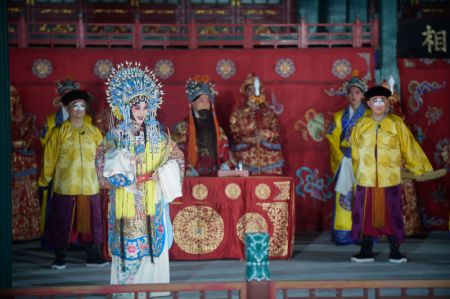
top-left (10, 231), bottom-right (450, 298)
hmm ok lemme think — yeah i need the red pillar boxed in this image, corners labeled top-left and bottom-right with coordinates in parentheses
top-left (243, 22), bottom-right (252, 49)
top-left (133, 13), bottom-right (141, 49)
top-left (18, 13), bottom-right (27, 48)
top-left (77, 13), bottom-right (85, 49)
top-left (188, 22), bottom-right (197, 49)
top-left (353, 16), bottom-right (362, 47)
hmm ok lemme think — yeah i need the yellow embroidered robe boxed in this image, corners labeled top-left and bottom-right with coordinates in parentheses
top-left (38, 121), bottom-right (103, 195)
top-left (351, 114), bottom-right (433, 187)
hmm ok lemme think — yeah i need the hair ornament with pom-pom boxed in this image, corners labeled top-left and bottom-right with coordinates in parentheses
top-left (342, 69), bottom-right (368, 93)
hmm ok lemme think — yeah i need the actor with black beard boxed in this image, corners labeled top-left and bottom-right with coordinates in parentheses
top-left (172, 75), bottom-right (233, 176)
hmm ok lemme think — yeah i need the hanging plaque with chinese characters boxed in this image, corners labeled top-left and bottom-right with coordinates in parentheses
top-left (398, 20), bottom-right (449, 58)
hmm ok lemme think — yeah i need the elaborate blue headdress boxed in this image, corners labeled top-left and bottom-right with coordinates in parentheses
top-left (185, 75), bottom-right (217, 103)
top-left (106, 61), bottom-right (165, 150)
top-left (106, 61), bottom-right (164, 125)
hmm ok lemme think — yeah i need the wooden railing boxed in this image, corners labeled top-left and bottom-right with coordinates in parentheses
top-left (1, 280), bottom-right (449, 299)
top-left (270, 280), bottom-right (450, 299)
top-left (7, 15), bottom-right (379, 49)
top-left (0, 281), bottom-right (247, 298)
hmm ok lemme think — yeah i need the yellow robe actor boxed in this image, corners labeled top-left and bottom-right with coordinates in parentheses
top-left (38, 121), bottom-right (103, 195)
top-left (326, 105), bottom-right (370, 244)
top-left (351, 114), bottom-right (433, 188)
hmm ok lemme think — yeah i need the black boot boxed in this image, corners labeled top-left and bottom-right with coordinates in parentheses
top-left (51, 249), bottom-right (66, 270)
top-left (86, 244), bottom-right (109, 267)
top-left (351, 236), bottom-right (374, 263)
top-left (388, 235), bottom-right (407, 263)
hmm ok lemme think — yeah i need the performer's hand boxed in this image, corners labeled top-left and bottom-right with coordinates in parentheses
top-left (152, 171), bottom-right (159, 182)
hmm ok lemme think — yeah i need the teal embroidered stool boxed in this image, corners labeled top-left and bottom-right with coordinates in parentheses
top-left (245, 232), bottom-right (270, 281)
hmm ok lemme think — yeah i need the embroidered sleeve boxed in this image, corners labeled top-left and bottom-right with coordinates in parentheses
top-left (38, 127), bottom-right (60, 187)
top-left (95, 130), bottom-right (117, 189)
top-left (326, 113), bottom-right (344, 176)
top-left (168, 139), bottom-right (185, 183)
top-left (108, 174), bottom-right (133, 188)
top-left (171, 120), bottom-right (188, 152)
top-left (218, 126), bottom-right (234, 166)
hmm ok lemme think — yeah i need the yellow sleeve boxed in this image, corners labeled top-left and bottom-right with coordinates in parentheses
top-left (84, 114), bottom-right (92, 124)
top-left (325, 113), bottom-right (344, 176)
top-left (39, 114), bottom-right (56, 147)
top-left (94, 126), bottom-right (104, 147)
top-left (350, 121), bottom-right (361, 178)
top-left (397, 119), bottom-right (433, 175)
top-left (38, 127), bottom-right (60, 187)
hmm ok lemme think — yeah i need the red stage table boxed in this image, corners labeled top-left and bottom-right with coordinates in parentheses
top-left (169, 176), bottom-right (296, 260)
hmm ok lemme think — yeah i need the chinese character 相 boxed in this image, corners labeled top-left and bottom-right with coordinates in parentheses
top-left (422, 24), bottom-right (447, 54)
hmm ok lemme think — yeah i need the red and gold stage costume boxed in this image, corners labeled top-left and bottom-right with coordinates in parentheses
top-left (229, 74), bottom-right (284, 175)
top-left (10, 86), bottom-right (41, 241)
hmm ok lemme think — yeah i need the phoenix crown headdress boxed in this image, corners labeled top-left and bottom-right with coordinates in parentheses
top-left (106, 61), bottom-right (164, 123)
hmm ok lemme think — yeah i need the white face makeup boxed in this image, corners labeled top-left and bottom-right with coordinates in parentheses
top-left (368, 95), bottom-right (389, 119)
top-left (131, 101), bottom-right (149, 126)
top-left (73, 102), bottom-right (86, 111)
top-left (372, 97), bottom-right (386, 108)
top-left (68, 99), bottom-right (87, 120)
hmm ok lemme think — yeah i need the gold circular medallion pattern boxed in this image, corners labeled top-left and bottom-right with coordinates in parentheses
top-left (255, 183), bottom-right (271, 200)
top-left (225, 183), bottom-right (241, 200)
top-left (236, 212), bottom-right (268, 241)
top-left (192, 183), bottom-right (208, 200)
top-left (173, 206), bottom-right (224, 254)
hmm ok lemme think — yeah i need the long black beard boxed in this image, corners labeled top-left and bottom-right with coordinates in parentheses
top-left (196, 109), bottom-right (210, 120)
top-left (193, 109), bottom-right (217, 159)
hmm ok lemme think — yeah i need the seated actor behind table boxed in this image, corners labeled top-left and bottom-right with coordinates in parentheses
top-left (172, 75), bottom-right (233, 176)
top-left (229, 73), bottom-right (284, 175)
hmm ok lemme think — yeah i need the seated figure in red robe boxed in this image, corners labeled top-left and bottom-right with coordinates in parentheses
top-left (172, 75), bottom-right (233, 176)
top-left (229, 73), bottom-right (284, 175)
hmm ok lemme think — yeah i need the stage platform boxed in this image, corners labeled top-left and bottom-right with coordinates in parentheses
top-left (12, 231), bottom-right (450, 289)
